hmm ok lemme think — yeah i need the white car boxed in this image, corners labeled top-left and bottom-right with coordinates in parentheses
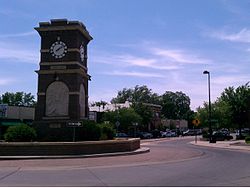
top-left (161, 131), bottom-right (176, 137)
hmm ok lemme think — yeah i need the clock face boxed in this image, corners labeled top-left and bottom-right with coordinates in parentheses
top-left (80, 45), bottom-right (84, 62)
top-left (50, 41), bottom-right (67, 59)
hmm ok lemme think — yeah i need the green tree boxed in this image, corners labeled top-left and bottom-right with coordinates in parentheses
top-left (111, 88), bottom-right (133, 104)
top-left (91, 100), bottom-right (108, 111)
top-left (111, 85), bottom-right (162, 129)
top-left (111, 85), bottom-right (160, 104)
top-left (132, 102), bottom-right (153, 130)
top-left (220, 83), bottom-right (250, 136)
top-left (196, 100), bottom-right (232, 130)
top-left (0, 92), bottom-right (36, 107)
top-left (161, 91), bottom-right (191, 120)
top-left (102, 108), bottom-right (142, 133)
top-left (197, 83), bottom-right (250, 132)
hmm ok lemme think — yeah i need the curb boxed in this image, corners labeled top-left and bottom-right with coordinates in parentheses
top-left (0, 147), bottom-right (150, 160)
top-left (190, 141), bottom-right (250, 152)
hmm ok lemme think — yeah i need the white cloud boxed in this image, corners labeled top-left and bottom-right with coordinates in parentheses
top-left (0, 41), bottom-right (39, 64)
top-left (92, 44), bottom-right (211, 72)
top-left (151, 48), bottom-right (212, 65)
top-left (212, 75), bottom-right (249, 85)
top-left (92, 53), bottom-right (180, 70)
top-left (113, 54), bottom-right (156, 68)
top-left (0, 31), bottom-right (36, 38)
top-left (103, 71), bottom-right (165, 78)
top-left (0, 78), bottom-right (16, 85)
top-left (210, 28), bottom-right (250, 43)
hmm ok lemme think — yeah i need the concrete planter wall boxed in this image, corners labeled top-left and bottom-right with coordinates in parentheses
top-left (0, 138), bottom-right (140, 156)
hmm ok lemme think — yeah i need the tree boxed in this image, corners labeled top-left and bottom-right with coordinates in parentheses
top-left (132, 102), bottom-right (153, 130)
top-left (196, 100), bottom-right (233, 130)
top-left (102, 108), bottom-right (142, 133)
top-left (0, 92), bottom-right (36, 107)
top-left (196, 83), bottom-right (250, 133)
top-left (220, 83), bottom-right (250, 137)
top-left (111, 85), bottom-right (160, 104)
top-left (111, 88), bottom-right (133, 104)
top-left (161, 91), bottom-right (191, 120)
top-left (91, 100), bottom-right (108, 111)
top-left (111, 85), bottom-right (160, 130)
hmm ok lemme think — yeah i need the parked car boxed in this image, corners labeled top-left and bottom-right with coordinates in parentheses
top-left (183, 129), bottom-right (196, 136)
top-left (115, 133), bottom-right (129, 138)
top-left (236, 128), bottom-right (250, 140)
top-left (183, 129), bottom-right (202, 136)
top-left (150, 129), bottom-right (161, 138)
top-left (220, 128), bottom-right (230, 136)
top-left (212, 131), bottom-right (233, 141)
top-left (161, 130), bottom-right (176, 137)
top-left (137, 132), bottom-right (153, 139)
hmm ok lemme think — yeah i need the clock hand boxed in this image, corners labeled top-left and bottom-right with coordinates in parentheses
top-left (56, 46), bottom-right (64, 52)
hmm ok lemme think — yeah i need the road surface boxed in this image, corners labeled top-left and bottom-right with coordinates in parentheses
top-left (0, 137), bottom-right (249, 186)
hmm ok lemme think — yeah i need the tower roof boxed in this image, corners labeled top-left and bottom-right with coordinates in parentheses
top-left (34, 19), bottom-right (93, 41)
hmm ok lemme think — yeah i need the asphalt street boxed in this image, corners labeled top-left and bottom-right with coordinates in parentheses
top-left (0, 137), bottom-right (250, 186)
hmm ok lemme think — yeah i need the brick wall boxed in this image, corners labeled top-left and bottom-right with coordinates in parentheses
top-left (0, 138), bottom-right (140, 156)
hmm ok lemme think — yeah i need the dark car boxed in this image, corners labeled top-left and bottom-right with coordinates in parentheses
top-left (236, 128), bottom-right (250, 140)
top-left (212, 131), bottom-right (233, 141)
top-left (137, 132), bottom-right (153, 139)
top-left (150, 129), bottom-right (161, 138)
top-left (115, 133), bottom-right (129, 138)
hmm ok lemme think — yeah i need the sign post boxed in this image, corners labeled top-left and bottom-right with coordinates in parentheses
top-left (67, 122), bottom-right (83, 142)
top-left (192, 119), bottom-right (200, 143)
top-left (115, 121), bottom-right (120, 134)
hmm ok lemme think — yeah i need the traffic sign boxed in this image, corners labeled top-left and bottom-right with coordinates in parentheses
top-left (67, 122), bottom-right (83, 127)
top-left (192, 119), bottom-right (200, 126)
top-left (115, 121), bottom-right (120, 127)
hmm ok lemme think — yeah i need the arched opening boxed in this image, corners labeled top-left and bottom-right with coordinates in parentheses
top-left (46, 81), bottom-right (69, 117)
top-left (79, 84), bottom-right (86, 118)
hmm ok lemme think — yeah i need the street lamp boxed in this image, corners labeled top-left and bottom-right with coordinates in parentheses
top-left (203, 70), bottom-right (213, 143)
top-left (132, 122), bottom-right (138, 137)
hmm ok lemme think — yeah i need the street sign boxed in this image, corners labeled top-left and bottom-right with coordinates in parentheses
top-left (192, 119), bottom-right (200, 126)
top-left (67, 122), bottom-right (83, 142)
top-left (115, 121), bottom-right (120, 127)
top-left (67, 122), bottom-right (83, 127)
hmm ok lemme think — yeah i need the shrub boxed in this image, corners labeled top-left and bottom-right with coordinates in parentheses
top-left (78, 120), bottom-right (101, 141)
top-left (202, 130), bottom-right (209, 139)
top-left (98, 123), bottom-right (115, 140)
top-left (245, 136), bottom-right (250, 144)
top-left (4, 124), bottom-right (37, 142)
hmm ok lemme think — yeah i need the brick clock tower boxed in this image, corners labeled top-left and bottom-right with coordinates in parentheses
top-left (34, 19), bottom-right (93, 141)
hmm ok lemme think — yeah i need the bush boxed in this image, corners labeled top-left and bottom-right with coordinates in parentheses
top-left (245, 136), bottom-right (250, 144)
top-left (78, 120), bottom-right (101, 141)
top-left (202, 130), bottom-right (209, 139)
top-left (98, 123), bottom-right (115, 140)
top-left (4, 124), bottom-right (37, 142)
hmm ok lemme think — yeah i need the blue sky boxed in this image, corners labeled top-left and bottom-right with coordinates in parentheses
top-left (0, 0), bottom-right (249, 110)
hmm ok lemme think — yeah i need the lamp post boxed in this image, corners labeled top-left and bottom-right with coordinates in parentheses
top-left (203, 70), bottom-right (213, 143)
top-left (132, 122), bottom-right (138, 137)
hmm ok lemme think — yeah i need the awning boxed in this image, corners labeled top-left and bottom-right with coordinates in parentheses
top-left (0, 122), bottom-right (25, 126)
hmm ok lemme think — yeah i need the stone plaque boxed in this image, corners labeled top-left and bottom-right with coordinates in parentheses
top-left (49, 123), bottom-right (61, 128)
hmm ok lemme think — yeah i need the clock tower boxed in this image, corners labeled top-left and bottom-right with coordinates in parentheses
top-left (34, 19), bottom-right (93, 141)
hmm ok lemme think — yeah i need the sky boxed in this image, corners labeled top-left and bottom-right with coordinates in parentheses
top-left (0, 0), bottom-right (249, 111)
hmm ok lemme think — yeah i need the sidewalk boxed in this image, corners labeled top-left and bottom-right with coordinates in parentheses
top-left (190, 139), bottom-right (250, 152)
